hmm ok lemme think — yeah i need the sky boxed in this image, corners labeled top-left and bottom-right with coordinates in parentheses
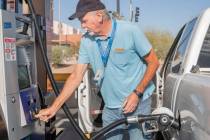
top-left (54, 0), bottom-right (210, 36)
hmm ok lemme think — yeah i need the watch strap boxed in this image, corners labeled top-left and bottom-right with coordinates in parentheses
top-left (133, 89), bottom-right (143, 99)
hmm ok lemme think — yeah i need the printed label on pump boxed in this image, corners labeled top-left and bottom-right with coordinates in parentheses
top-left (4, 38), bottom-right (16, 61)
top-left (7, 0), bottom-right (16, 12)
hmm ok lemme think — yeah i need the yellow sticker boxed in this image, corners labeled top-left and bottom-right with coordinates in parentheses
top-left (114, 48), bottom-right (125, 53)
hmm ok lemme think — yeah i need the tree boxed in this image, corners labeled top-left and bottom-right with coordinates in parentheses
top-left (145, 30), bottom-right (174, 61)
top-left (69, 42), bottom-right (80, 57)
top-left (51, 42), bottom-right (80, 65)
top-left (52, 46), bottom-right (63, 65)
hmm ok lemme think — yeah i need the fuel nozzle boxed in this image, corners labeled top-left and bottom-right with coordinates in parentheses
top-left (152, 107), bottom-right (181, 130)
top-left (126, 107), bottom-right (180, 135)
top-left (34, 107), bottom-right (39, 115)
top-left (30, 107), bottom-right (39, 120)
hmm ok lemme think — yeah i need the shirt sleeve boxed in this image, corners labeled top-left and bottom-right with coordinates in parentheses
top-left (77, 37), bottom-right (90, 64)
top-left (132, 24), bottom-right (152, 57)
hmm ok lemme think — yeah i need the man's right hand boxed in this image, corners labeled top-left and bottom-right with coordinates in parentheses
top-left (35, 107), bottom-right (56, 122)
top-left (35, 64), bottom-right (88, 122)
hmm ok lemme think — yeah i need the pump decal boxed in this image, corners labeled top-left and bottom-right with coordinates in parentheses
top-left (4, 38), bottom-right (16, 61)
top-left (4, 22), bottom-right (12, 29)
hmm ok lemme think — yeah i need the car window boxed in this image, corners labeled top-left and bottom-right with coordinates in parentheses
top-left (163, 26), bottom-right (185, 77)
top-left (171, 18), bottom-right (197, 73)
top-left (197, 26), bottom-right (210, 68)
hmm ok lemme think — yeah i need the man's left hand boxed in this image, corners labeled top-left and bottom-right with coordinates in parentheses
top-left (122, 93), bottom-right (139, 114)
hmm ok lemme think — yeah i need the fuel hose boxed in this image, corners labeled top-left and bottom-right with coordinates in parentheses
top-left (25, 0), bottom-right (88, 139)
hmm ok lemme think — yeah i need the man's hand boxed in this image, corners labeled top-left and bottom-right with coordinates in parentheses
top-left (35, 64), bottom-right (88, 122)
top-left (35, 107), bottom-right (56, 122)
top-left (122, 93), bottom-right (139, 114)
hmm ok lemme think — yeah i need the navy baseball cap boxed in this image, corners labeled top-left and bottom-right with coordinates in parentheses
top-left (69, 0), bottom-right (106, 20)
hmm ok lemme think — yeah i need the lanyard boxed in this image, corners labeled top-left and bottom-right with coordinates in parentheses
top-left (96, 20), bottom-right (117, 67)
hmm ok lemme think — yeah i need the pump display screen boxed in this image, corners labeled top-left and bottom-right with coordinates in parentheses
top-left (18, 65), bottom-right (31, 90)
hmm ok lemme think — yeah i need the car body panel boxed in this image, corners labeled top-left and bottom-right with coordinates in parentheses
top-left (161, 8), bottom-right (210, 140)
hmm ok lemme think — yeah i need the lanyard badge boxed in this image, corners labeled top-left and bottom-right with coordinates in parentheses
top-left (94, 69), bottom-right (104, 82)
top-left (96, 20), bottom-right (117, 68)
top-left (94, 20), bottom-right (117, 88)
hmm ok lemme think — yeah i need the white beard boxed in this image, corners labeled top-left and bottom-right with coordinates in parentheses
top-left (88, 31), bottom-right (95, 36)
top-left (83, 28), bottom-right (96, 36)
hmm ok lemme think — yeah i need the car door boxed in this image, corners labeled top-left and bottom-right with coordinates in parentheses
top-left (161, 18), bottom-right (197, 112)
top-left (77, 68), bottom-right (103, 133)
top-left (173, 22), bottom-right (210, 140)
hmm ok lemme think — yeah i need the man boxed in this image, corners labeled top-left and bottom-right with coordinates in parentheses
top-left (35, 0), bottom-right (159, 140)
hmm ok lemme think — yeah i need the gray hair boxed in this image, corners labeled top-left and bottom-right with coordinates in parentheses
top-left (101, 9), bottom-right (111, 20)
top-left (92, 9), bottom-right (111, 21)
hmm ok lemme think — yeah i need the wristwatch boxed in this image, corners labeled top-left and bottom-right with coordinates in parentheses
top-left (133, 89), bottom-right (143, 99)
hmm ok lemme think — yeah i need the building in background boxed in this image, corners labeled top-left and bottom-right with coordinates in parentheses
top-left (51, 20), bottom-right (81, 65)
top-left (47, 20), bottom-right (82, 92)
top-left (43, 0), bottom-right (81, 64)
top-left (52, 20), bottom-right (81, 46)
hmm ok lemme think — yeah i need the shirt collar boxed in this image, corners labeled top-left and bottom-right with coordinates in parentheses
top-left (95, 20), bottom-right (114, 41)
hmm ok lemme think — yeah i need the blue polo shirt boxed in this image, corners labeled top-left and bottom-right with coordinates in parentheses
top-left (78, 20), bottom-right (155, 108)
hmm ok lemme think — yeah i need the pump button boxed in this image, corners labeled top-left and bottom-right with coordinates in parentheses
top-left (27, 101), bottom-right (31, 106)
top-left (34, 108), bottom-right (39, 114)
top-left (11, 96), bottom-right (16, 103)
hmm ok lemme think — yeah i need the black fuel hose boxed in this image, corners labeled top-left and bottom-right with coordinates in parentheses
top-left (91, 118), bottom-right (127, 140)
top-left (25, 0), bottom-right (88, 139)
top-left (91, 114), bottom-right (180, 140)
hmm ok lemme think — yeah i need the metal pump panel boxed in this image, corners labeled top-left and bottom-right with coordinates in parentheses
top-left (0, 9), bottom-right (45, 140)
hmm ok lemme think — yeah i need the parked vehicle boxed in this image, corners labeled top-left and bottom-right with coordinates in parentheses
top-left (159, 8), bottom-right (210, 140)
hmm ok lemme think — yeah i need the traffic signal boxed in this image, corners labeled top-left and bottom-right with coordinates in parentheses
top-left (135, 7), bottom-right (140, 22)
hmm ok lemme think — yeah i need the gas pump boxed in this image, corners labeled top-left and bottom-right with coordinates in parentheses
top-left (0, 0), bottom-right (88, 140)
top-left (0, 0), bottom-right (47, 139)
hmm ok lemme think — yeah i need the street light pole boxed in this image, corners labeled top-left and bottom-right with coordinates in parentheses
top-left (129, 0), bottom-right (133, 21)
top-left (59, 0), bottom-right (61, 47)
top-left (117, 0), bottom-right (120, 14)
